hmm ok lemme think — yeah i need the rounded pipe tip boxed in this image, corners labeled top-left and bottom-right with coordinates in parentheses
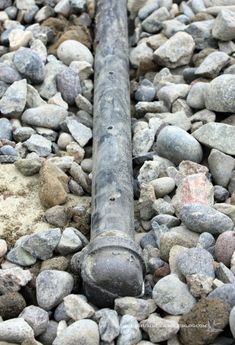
top-left (81, 244), bottom-right (145, 307)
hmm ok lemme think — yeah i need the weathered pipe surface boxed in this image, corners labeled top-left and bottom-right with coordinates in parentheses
top-left (81, 0), bottom-right (145, 307)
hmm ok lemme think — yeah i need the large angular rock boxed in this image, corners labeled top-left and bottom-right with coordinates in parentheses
top-left (204, 75), bottom-right (235, 113)
top-left (152, 274), bottom-right (196, 315)
top-left (0, 318), bottom-right (34, 343)
top-left (212, 9), bottom-right (235, 41)
top-left (24, 134), bottom-right (52, 157)
top-left (22, 105), bottom-right (68, 130)
top-left (193, 123), bottom-right (235, 155)
top-left (0, 79), bottom-right (27, 116)
top-left (208, 149), bottom-right (235, 187)
top-left (115, 297), bottom-right (157, 321)
top-left (36, 270), bottom-right (74, 310)
top-left (153, 32), bottom-right (195, 68)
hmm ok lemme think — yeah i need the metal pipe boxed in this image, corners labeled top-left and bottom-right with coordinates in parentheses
top-left (81, 0), bottom-right (145, 307)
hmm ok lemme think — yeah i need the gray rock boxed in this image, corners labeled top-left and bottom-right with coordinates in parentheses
top-left (0, 318), bottom-right (34, 343)
top-left (54, 302), bottom-right (70, 322)
top-left (140, 314), bottom-right (179, 343)
top-left (130, 42), bottom-right (154, 69)
top-left (0, 267), bottom-right (32, 294)
top-left (63, 294), bottom-right (95, 320)
top-left (95, 308), bottom-right (120, 343)
top-left (157, 84), bottom-right (190, 109)
top-left (0, 145), bottom-right (17, 156)
top-left (0, 62), bottom-right (21, 83)
top-left (151, 214), bottom-right (181, 228)
top-left (135, 79), bottom-right (156, 102)
top-left (193, 123), bottom-right (235, 155)
top-left (156, 126), bottom-right (203, 165)
top-left (186, 82), bottom-right (207, 109)
top-left (13, 127), bottom-right (36, 142)
top-left (205, 75), bottom-right (235, 113)
top-left (195, 51), bottom-right (230, 79)
top-left (27, 84), bottom-right (47, 108)
top-left (16, 0), bottom-right (35, 10)
top-left (7, 246), bottom-right (37, 267)
top-left (185, 20), bottom-right (217, 50)
top-left (22, 105), bottom-right (68, 130)
top-left (75, 94), bottom-right (93, 114)
top-left (0, 81), bottom-right (8, 98)
top-left (133, 126), bottom-right (155, 157)
top-left (70, 161), bottom-right (91, 194)
top-left (177, 247), bottom-right (215, 278)
top-left (152, 274), bottom-right (196, 315)
top-left (20, 305), bottom-right (49, 336)
top-left (208, 149), bottom-right (235, 187)
top-left (57, 228), bottom-right (83, 255)
top-left (67, 118), bottom-right (92, 147)
top-left (212, 9), bottom-right (235, 41)
top-left (151, 177), bottom-right (175, 197)
top-left (138, 0), bottom-right (160, 20)
top-left (39, 60), bottom-right (65, 100)
top-left (216, 262), bottom-right (235, 284)
top-left (24, 134), bottom-right (52, 157)
top-left (45, 206), bottom-right (68, 227)
top-left (162, 19), bottom-right (187, 38)
top-left (137, 160), bottom-right (160, 185)
top-left (0, 118), bottom-right (12, 140)
top-left (215, 231), bottom-right (235, 267)
top-left (53, 319), bottom-right (99, 345)
top-left (152, 198), bottom-right (175, 215)
top-left (135, 100), bottom-right (167, 115)
top-left (35, 5), bottom-right (54, 22)
top-left (21, 228), bottom-right (61, 260)
top-left (0, 0), bottom-right (12, 9)
top-left (197, 232), bottom-right (215, 249)
top-left (0, 79), bottom-right (27, 116)
top-left (0, 155), bottom-right (18, 163)
top-left (142, 7), bottom-right (170, 33)
top-left (179, 203), bottom-right (234, 235)
top-left (116, 315), bottom-right (142, 345)
top-left (115, 297), bottom-right (157, 321)
top-left (56, 67), bottom-right (81, 105)
top-left (36, 270), bottom-right (74, 310)
top-left (54, 0), bottom-right (71, 16)
top-left (153, 32), bottom-right (195, 68)
top-left (186, 273), bottom-right (214, 298)
top-left (214, 185), bottom-right (229, 202)
top-left (191, 0), bottom-right (206, 12)
top-left (57, 40), bottom-right (93, 66)
top-left (229, 306), bottom-right (235, 338)
top-left (38, 320), bottom-right (58, 345)
top-left (13, 47), bottom-right (44, 84)
top-left (15, 158), bottom-right (42, 176)
top-left (208, 283), bottom-right (235, 307)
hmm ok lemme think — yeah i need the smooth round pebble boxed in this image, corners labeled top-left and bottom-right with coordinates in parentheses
top-left (57, 40), bottom-right (94, 66)
top-left (215, 231), bottom-right (235, 266)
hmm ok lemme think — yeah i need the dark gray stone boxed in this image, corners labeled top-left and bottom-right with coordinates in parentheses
top-left (179, 203), bottom-right (234, 235)
top-left (209, 284), bottom-right (235, 307)
top-left (56, 67), bottom-right (81, 105)
top-left (13, 47), bottom-right (45, 84)
top-left (0, 63), bottom-right (21, 83)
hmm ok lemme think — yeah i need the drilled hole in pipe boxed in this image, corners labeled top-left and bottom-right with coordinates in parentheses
top-left (109, 197), bottom-right (115, 201)
top-left (109, 71), bottom-right (114, 75)
top-left (107, 126), bottom-right (113, 130)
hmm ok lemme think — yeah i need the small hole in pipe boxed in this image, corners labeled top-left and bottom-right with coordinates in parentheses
top-left (109, 197), bottom-right (115, 201)
top-left (109, 71), bottom-right (114, 75)
top-left (107, 126), bottom-right (113, 130)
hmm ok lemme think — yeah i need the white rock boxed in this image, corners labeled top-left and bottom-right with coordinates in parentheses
top-left (57, 40), bottom-right (93, 66)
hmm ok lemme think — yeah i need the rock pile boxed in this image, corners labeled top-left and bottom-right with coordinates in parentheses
top-left (0, 0), bottom-right (235, 344)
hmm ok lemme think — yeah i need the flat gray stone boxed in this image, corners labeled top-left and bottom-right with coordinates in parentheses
top-left (21, 228), bottom-right (61, 260)
top-left (193, 123), bottom-right (235, 155)
top-left (13, 47), bottom-right (44, 84)
top-left (0, 118), bottom-right (12, 140)
top-left (67, 118), bottom-right (92, 147)
top-left (153, 32), bottom-right (195, 68)
top-left (116, 315), bottom-right (142, 345)
top-left (212, 9), bottom-right (235, 41)
top-left (0, 62), bottom-right (21, 83)
top-left (24, 134), bottom-right (52, 157)
top-left (57, 228), bottom-right (83, 255)
top-left (177, 247), bottom-right (215, 278)
top-left (7, 246), bottom-right (36, 267)
top-left (152, 274), bottom-right (196, 315)
top-left (115, 297), bottom-right (157, 321)
top-left (195, 51), bottom-right (230, 78)
top-left (179, 203), bottom-right (234, 235)
top-left (36, 270), bottom-right (74, 310)
top-left (56, 67), bottom-right (81, 105)
top-left (0, 79), bottom-right (27, 116)
top-left (95, 308), bottom-right (120, 343)
top-left (0, 318), bottom-right (34, 343)
top-left (53, 319), bottom-right (99, 345)
top-left (20, 305), bottom-right (49, 336)
top-left (22, 105), bottom-right (68, 130)
top-left (205, 75), bottom-right (235, 113)
top-left (208, 149), bottom-right (235, 187)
